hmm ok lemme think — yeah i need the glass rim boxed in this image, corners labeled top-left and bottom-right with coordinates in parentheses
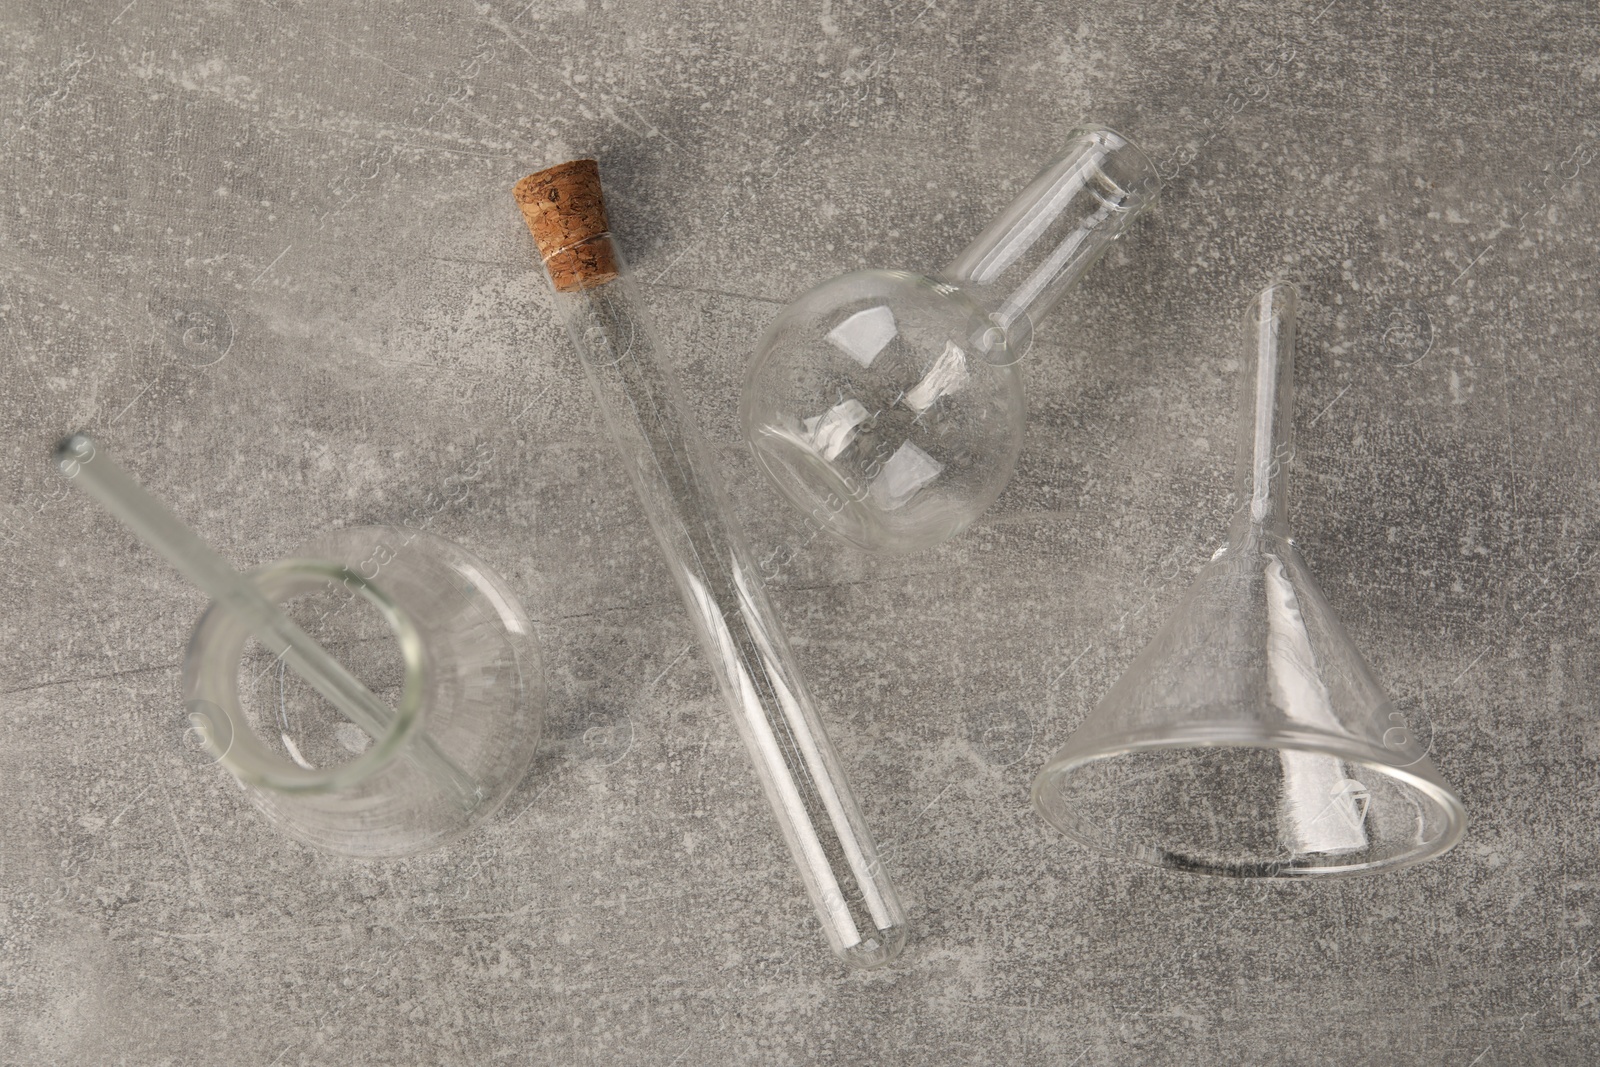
top-left (1031, 726), bottom-right (1468, 878)
top-left (1061, 121), bottom-right (1162, 202)
top-left (183, 557), bottom-right (429, 794)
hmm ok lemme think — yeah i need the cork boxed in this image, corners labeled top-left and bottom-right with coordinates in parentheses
top-left (514, 159), bottom-right (618, 292)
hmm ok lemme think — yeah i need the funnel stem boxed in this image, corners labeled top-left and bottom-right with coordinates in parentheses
top-left (1231, 284), bottom-right (1298, 540)
top-left (936, 125), bottom-right (1159, 338)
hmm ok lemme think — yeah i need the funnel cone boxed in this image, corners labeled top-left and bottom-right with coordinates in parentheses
top-left (1032, 285), bottom-right (1466, 877)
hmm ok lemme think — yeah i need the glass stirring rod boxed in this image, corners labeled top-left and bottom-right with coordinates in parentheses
top-left (53, 433), bottom-right (481, 805)
top-left (514, 161), bottom-right (907, 966)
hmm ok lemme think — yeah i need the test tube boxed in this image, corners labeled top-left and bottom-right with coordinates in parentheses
top-left (513, 160), bottom-right (907, 966)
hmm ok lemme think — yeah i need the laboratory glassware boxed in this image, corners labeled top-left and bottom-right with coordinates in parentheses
top-left (514, 159), bottom-right (906, 967)
top-left (740, 124), bottom-right (1159, 555)
top-left (55, 434), bottom-right (544, 857)
top-left (1031, 285), bottom-right (1467, 877)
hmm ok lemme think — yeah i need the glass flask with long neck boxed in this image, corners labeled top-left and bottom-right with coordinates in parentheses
top-left (514, 160), bottom-right (906, 966)
top-left (1031, 284), bottom-right (1467, 877)
top-left (740, 124), bottom-right (1160, 555)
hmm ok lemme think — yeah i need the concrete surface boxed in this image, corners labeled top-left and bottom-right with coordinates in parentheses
top-left (2, 0), bottom-right (1597, 1063)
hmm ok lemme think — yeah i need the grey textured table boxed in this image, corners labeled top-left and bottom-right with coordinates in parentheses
top-left (2, 1), bottom-right (1596, 1063)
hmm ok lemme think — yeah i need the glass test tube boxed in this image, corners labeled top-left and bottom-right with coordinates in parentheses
top-left (514, 160), bottom-right (906, 966)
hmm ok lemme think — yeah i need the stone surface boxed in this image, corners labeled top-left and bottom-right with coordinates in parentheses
top-left (2, 1), bottom-right (1597, 1063)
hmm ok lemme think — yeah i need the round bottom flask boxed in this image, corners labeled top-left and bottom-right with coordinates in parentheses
top-left (743, 271), bottom-right (1023, 553)
top-left (182, 526), bottom-right (544, 857)
top-left (741, 125), bottom-right (1160, 555)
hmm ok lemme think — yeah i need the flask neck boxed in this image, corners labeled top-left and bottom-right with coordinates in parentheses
top-left (1228, 284), bottom-right (1299, 542)
top-left (935, 126), bottom-right (1158, 350)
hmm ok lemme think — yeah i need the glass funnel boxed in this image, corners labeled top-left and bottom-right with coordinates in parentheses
top-left (1031, 285), bottom-right (1467, 877)
top-left (740, 124), bottom-right (1159, 554)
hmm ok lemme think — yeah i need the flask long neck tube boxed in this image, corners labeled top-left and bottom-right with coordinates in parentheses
top-left (1228, 283), bottom-right (1298, 544)
top-left (935, 125), bottom-right (1159, 350)
top-left (540, 236), bottom-right (907, 967)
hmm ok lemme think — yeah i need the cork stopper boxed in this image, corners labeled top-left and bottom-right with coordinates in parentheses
top-left (514, 159), bottom-right (619, 292)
